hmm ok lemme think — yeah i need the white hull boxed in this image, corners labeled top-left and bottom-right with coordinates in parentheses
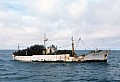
top-left (79, 50), bottom-right (110, 62)
top-left (12, 54), bottom-right (78, 62)
top-left (12, 50), bottom-right (110, 62)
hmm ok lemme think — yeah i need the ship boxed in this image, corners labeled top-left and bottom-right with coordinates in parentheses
top-left (12, 35), bottom-right (110, 62)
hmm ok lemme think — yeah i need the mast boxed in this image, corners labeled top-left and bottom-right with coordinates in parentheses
top-left (18, 43), bottom-right (20, 50)
top-left (44, 34), bottom-right (48, 48)
top-left (72, 36), bottom-right (75, 57)
top-left (44, 34), bottom-right (48, 54)
top-left (44, 34), bottom-right (46, 49)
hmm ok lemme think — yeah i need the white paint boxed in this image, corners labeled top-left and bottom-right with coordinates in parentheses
top-left (79, 50), bottom-right (109, 61)
top-left (12, 54), bottom-right (73, 62)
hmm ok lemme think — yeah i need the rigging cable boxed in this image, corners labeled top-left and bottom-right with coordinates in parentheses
top-left (75, 38), bottom-right (81, 50)
top-left (58, 44), bottom-right (72, 49)
top-left (80, 39), bottom-right (91, 50)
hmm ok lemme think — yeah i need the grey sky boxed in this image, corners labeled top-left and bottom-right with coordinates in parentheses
top-left (0, 0), bottom-right (120, 50)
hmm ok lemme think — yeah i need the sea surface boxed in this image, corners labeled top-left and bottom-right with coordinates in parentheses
top-left (0, 50), bottom-right (120, 82)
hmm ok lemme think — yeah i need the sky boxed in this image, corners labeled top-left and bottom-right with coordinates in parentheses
top-left (0, 0), bottom-right (120, 50)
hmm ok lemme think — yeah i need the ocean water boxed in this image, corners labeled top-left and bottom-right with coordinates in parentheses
top-left (0, 50), bottom-right (120, 82)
